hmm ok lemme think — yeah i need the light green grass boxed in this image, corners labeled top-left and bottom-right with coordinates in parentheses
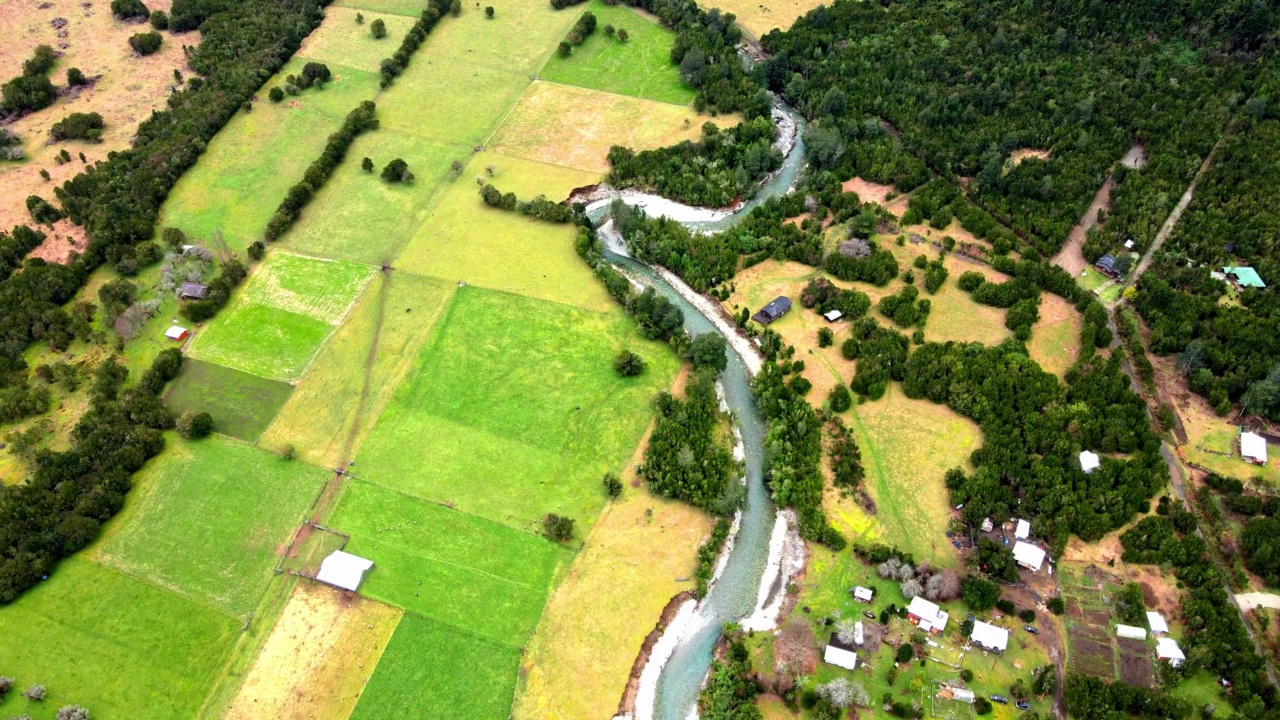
top-left (240, 252), bottom-right (374, 324)
top-left (280, 131), bottom-right (466, 264)
top-left (0, 558), bottom-right (237, 720)
top-left (265, 56), bottom-right (386, 121)
top-left (164, 359), bottom-right (294, 441)
top-left (356, 286), bottom-right (678, 533)
top-left (377, 58), bottom-right (531, 146)
top-left (328, 480), bottom-right (572, 644)
top-left (414, 0), bottom-right (576, 76)
top-left (334, 0), bottom-right (427, 18)
top-left (299, 6), bottom-right (418, 73)
top-left (1170, 671), bottom-right (1232, 718)
top-left (539, 1), bottom-right (694, 105)
top-left (91, 434), bottom-right (329, 617)
top-left (350, 613), bottom-right (522, 720)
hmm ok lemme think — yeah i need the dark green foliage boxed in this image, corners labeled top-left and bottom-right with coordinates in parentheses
top-left (1241, 517), bottom-right (1280, 587)
top-left (963, 576), bottom-right (1000, 612)
top-left (957, 271), bottom-right (985, 292)
top-left (602, 472), bottom-right (623, 498)
top-left (25, 195), bottom-right (62, 225)
top-left (180, 259), bottom-right (247, 322)
top-left (974, 537), bottom-right (1018, 582)
top-left (843, 317), bottom-right (908, 399)
top-left (698, 636), bottom-right (762, 720)
top-left (923, 261), bottom-right (948, 294)
top-left (689, 332), bottom-right (727, 373)
top-left (974, 697), bottom-right (992, 716)
top-left (542, 513), bottom-right (574, 542)
top-left (247, 241), bottom-right (265, 261)
top-left (896, 643), bottom-right (915, 663)
top-left (828, 383), bottom-right (850, 413)
top-left (268, 86), bottom-right (284, 102)
top-left (613, 349), bottom-right (646, 377)
top-left (300, 61), bottom-right (331, 87)
top-left (478, 183), bottom-right (571, 222)
top-left (371, 18), bottom-right (387, 38)
top-left (66, 67), bottom-right (88, 87)
top-left (640, 371), bottom-right (735, 513)
top-left (1018, 608), bottom-right (1036, 623)
top-left (50, 112), bottom-right (105, 142)
top-left (0, 226), bottom-right (47, 281)
top-left (557, 41), bottom-right (572, 57)
top-left (176, 410), bottom-right (214, 439)
top-left (111, 0), bottom-right (149, 20)
top-left (877, 285), bottom-right (931, 328)
top-left (377, 0), bottom-right (452, 86)
top-left (800, 276), bottom-right (870, 320)
top-left (149, 9), bottom-right (168, 29)
top-left (484, 6), bottom-right (493, 19)
top-left (628, 287), bottom-right (683, 340)
top-left (1113, 582), bottom-right (1145, 625)
top-left (550, 0), bottom-right (588, 8)
top-left (1, 46), bottom-right (57, 115)
top-left (824, 241), bottom-right (899, 286)
top-left (827, 414), bottom-right (862, 488)
top-left (817, 327), bottom-right (833, 347)
top-left (380, 157), bottom-right (412, 183)
top-left (129, 32), bottom-right (163, 55)
top-left (566, 11), bottom-right (596, 45)
top-left (22, 45), bottom-right (57, 77)
top-left (693, 517), bottom-right (730, 598)
top-left (1047, 597), bottom-right (1065, 615)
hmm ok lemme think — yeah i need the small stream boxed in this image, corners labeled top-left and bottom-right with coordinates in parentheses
top-left (588, 102), bottom-right (808, 720)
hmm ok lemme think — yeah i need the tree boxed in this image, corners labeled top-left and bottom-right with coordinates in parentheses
top-left (614, 349), bottom-right (646, 376)
top-left (450, 159), bottom-right (463, 177)
top-left (690, 332), bottom-right (727, 373)
top-left (774, 620), bottom-right (814, 675)
top-left (150, 9), bottom-right (168, 29)
top-left (129, 32), bottom-right (162, 55)
top-left (484, 5), bottom-right (494, 18)
top-left (602, 472), bottom-right (623, 497)
top-left (900, 578), bottom-right (923, 598)
top-left (176, 410), bottom-right (214, 439)
top-left (604, 24), bottom-right (615, 36)
top-left (963, 576), bottom-right (1001, 612)
top-left (111, 0), bottom-right (149, 20)
top-left (1047, 597), bottom-right (1065, 615)
top-left (818, 677), bottom-right (866, 708)
top-left (975, 697), bottom-right (993, 715)
top-left (450, 0), bottom-right (461, 16)
top-left (355, 11), bottom-right (364, 23)
top-left (817, 327), bottom-right (833, 347)
top-left (371, 18), bottom-right (386, 38)
top-left (925, 570), bottom-right (961, 601)
top-left (829, 383), bottom-right (851, 412)
top-left (381, 158), bottom-right (412, 183)
top-left (0, 676), bottom-right (12, 699)
top-left (896, 643), bottom-right (915, 662)
top-left (66, 67), bottom-right (88, 86)
top-left (247, 241), bottom-right (265, 261)
top-left (268, 86), bottom-right (284, 102)
top-left (543, 513), bottom-right (574, 542)
top-left (557, 41), bottom-right (572, 57)
top-left (56, 707), bottom-right (91, 720)
top-left (617, 28), bottom-right (628, 42)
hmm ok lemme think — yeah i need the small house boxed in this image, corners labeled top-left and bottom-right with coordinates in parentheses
top-left (823, 632), bottom-right (858, 670)
top-left (906, 596), bottom-right (949, 633)
top-left (1223, 266), bottom-right (1266, 290)
top-left (1157, 637), bottom-right (1185, 667)
top-left (970, 620), bottom-right (1009, 654)
top-left (1241, 430), bottom-right (1268, 465)
top-left (852, 586), bottom-right (874, 603)
top-left (316, 550), bottom-right (375, 592)
top-left (1014, 519), bottom-right (1030, 541)
top-left (823, 309), bottom-right (843, 323)
top-left (1116, 624), bottom-right (1147, 641)
top-left (1080, 450), bottom-right (1101, 474)
top-left (1013, 541), bottom-right (1046, 573)
top-left (980, 517), bottom-right (994, 533)
top-left (1147, 611), bottom-right (1169, 636)
top-left (164, 326), bottom-right (189, 341)
top-left (751, 296), bottom-right (793, 325)
top-left (179, 282), bottom-right (208, 300)
top-left (1095, 255), bottom-right (1121, 278)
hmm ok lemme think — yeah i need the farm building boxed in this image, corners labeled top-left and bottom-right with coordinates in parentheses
top-left (1079, 450), bottom-right (1100, 474)
top-left (824, 633), bottom-right (858, 670)
top-left (1116, 624), bottom-right (1147, 640)
top-left (906, 596), bottom-right (950, 633)
top-left (179, 282), bottom-right (208, 300)
top-left (751, 296), bottom-right (792, 325)
top-left (980, 517), bottom-right (994, 532)
top-left (823, 309), bottom-right (843, 322)
top-left (951, 688), bottom-right (976, 704)
top-left (1241, 430), bottom-right (1268, 465)
top-left (1147, 611), bottom-right (1169, 636)
top-left (164, 326), bottom-right (189, 341)
top-left (1095, 255), bottom-right (1121, 278)
top-left (1223, 266), bottom-right (1266, 290)
top-left (1013, 541), bottom-right (1046, 572)
top-left (970, 620), bottom-right (1009, 653)
top-left (1157, 637), bottom-right (1185, 667)
top-left (854, 621), bottom-right (864, 646)
top-left (852, 586), bottom-right (874, 602)
top-left (1014, 519), bottom-right (1030, 540)
top-left (315, 550), bottom-right (375, 592)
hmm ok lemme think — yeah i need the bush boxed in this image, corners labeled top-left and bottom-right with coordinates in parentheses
top-left (176, 410), bottom-right (213, 439)
top-left (614, 349), bottom-right (646, 376)
top-left (371, 18), bottom-right (386, 38)
top-left (817, 327), bottom-right (833, 347)
top-left (56, 707), bottom-right (91, 720)
top-left (381, 157), bottom-right (413, 183)
top-left (267, 86), bottom-right (284, 102)
top-left (960, 669), bottom-right (974, 683)
top-left (1047, 596), bottom-right (1065, 615)
top-left (66, 67), bottom-right (88, 86)
top-left (485, 6), bottom-right (494, 18)
top-left (895, 643), bottom-right (915, 662)
top-left (996, 598), bottom-right (1016, 615)
top-left (829, 383), bottom-right (852, 412)
top-left (963, 576), bottom-right (1000, 612)
top-left (50, 112), bottom-right (105, 142)
top-left (129, 32), bottom-right (163, 55)
top-left (957, 270), bottom-right (985, 292)
top-left (26, 195), bottom-right (62, 225)
top-left (543, 513), bottom-right (574, 542)
top-left (111, 0), bottom-right (149, 20)
top-left (602, 472), bottom-right (623, 497)
top-left (975, 697), bottom-right (992, 715)
top-left (689, 332), bottom-right (727, 373)
top-left (150, 9), bottom-right (168, 29)
top-left (247, 241), bottom-right (265, 261)
top-left (24, 684), bottom-right (46, 701)
top-left (557, 41), bottom-right (572, 57)
top-left (0, 676), bottom-right (11, 698)
top-left (1018, 608), bottom-right (1037, 623)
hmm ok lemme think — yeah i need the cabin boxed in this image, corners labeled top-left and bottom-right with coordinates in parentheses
top-left (853, 621), bottom-right (864, 646)
top-left (178, 282), bottom-right (208, 300)
top-left (1116, 624), bottom-right (1147, 641)
top-left (164, 326), bottom-right (189, 341)
top-left (1012, 541), bottom-right (1046, 573)
top-left (1095, 255), bottom-right (1121, 278)
top-left (852, 586), bottom-right (874, 603)
top-left (1223, 266), bottom-right (1266, 291)
top-left (1241, 430), bottom-right (1268, 465)
top-left (1147, 611), bottom-right (1169, 636)
top-left (980, 517), bottom-right (994, 533)
top-left (823, 633), bottom-right (858, 670)
top-left (1157, 637), bottom-right (1185, 667)
top-left (751, 296), bottom-right (792, 325)
top-left (1014, 519), bottom-right (1030, 541)
top-left (906, 596), bottom-right (950, 633)
top-left (823, 309), bottom-right (843, 323)
top-left (315, 550), bottom-right (375, 592)
top-left (1079, 450), bottom-right (1100, 474)
top-left (970, 620), bottom-right (1009, 654)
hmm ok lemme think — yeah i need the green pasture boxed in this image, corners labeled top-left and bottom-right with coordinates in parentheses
top-left (91, 434), bottom-right (329, 617)
top-left (240, 252), bottom-right (373, 324)
top-left (300, 6), bottom-right (418, 74)
top-left (356, 286), bottom-right (677, 532)
top-left (280, 130), bottom-right (465, 264)
top-left (328, 480), bottom-right (571, 644)
top-left (377, 58), bottom-right (530, 146)
top-left (164, 359), bottom-right (294, 441)
top-left (415, 0), bottom-right (575, 76)
top-left (335, 0), bottom-right (427, 18)
top-left (0, 558), bottom-right (237, 720)
top-left (539, 0), bottom-right (695, 105)
top-left (350, 613), bottom-right (522, 720)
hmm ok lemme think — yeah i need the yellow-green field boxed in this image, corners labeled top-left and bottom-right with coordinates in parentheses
top-left (712, 0), bottom-right (832, 39)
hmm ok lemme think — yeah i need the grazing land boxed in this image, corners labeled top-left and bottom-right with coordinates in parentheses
top-left (710, 0), bottom-right (832, 39)
top-left (350, 613), bottom-right (522, 720)
top-left (293, 6), bottom-right (417, 73)
top-left (164, 358), bottom-right (294, 441)
top-left (91, 434), bottom-right (330, 617)
top-left (0, 558), bottom-right (237, 720)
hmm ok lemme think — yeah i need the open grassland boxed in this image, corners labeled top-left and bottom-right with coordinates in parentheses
top-left (1028, 293), bottom-right (1083, 376)
top-left (327, 480), bottom-right (572, 644)
top-left (515, 475), bottom-right (713, 720)
top-left (0, 0), bottom-right (191, 256)
top-left (240, 252), bottom-right (373, 324)
top-left (351, 613), bottom-right (522, 720)
top-left (356, 286), bottom-right (678, 533)
top-left (842, 385), bottom-right (980, 569)
top-left (711, 0), bottom-right (831, 39)
top-left (164, 359), bottom-right (294, 441)
top-left (335, 0), bottom-right (429, 18)
top-left (91, 435), bottom-right (329, 617)
top-left (0, 558), bottom-right (237, 720)
top-left (296, 6), bottom-right (417, 73)
top-left (261, 272), bottom-right (455, 467)
top-left (539, 1), bottom-right (694, 105)
top-left (226, 582), bottom-right (402, 720)
top-left (396, 152), bottom-right (607, 309)
top-left (489, 81), bottom-right (706, 174)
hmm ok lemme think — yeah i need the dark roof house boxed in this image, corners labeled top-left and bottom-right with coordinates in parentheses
top-left (179, 282), bottom-right (208, 300)
top-left (751, 296), bottom-right (792, 325)
top-left (1094, 255), bottom-right (1120, 278)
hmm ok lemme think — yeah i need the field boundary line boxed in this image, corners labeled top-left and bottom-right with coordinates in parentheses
top-left (480, 78), bottom-right (539, 150)
top-left (532, 78), bottom-right (699, 112)
top-left (81, 555), bottom-right (245, 622)
top-left (372, 538), bottom-right (546, 592)
top-left (395, 609), bottom-right (534, 652)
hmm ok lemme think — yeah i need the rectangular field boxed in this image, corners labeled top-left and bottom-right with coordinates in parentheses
top-left (241, 252), bottom-right (375, 324)
top-left (91, 435), bottom-right (330, 617)
top-left (328, 480), bottom-right (572, 644)
top-left (355, 286), bottom-right (678, 533)
top-left (297, 6), bottom-right (418, 73)
top-left (164, 358), bottom-right (295, 441)
top-left (0, 558), bottom-right (237, 720)
top-left (350, 613), bottom-right (522, 720)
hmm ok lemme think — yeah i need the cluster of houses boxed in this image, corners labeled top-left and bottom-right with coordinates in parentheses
top-left (1117, 611), bottom-right (1185, 667)
top-left (979, 515), bottom-right (1049, 574)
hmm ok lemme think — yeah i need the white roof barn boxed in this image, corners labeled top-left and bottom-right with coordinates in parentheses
top-left (1015, 519), bottom-right (1030, 540)
top-left (1242, 431), bottom-right (1268, 464)
top-left (1116, 624), bottom-right (1147, 640)
top-left (1080, 450), bottom-right (1101, 474)
top-left (1147, 611), bottom-right (1169, 635)
top-left (853, 586), bottom-right (874, 602)
top-left (316, 550), bottom-right (374, 592)
top-left (854, 621), bottom-right (864, 646)
top-left (1157, 637), bottom-right (1186, 666)
top-left (970, 620), bottom-right (1010, 653)
top-left (164, 325), bottom-right (189, 340)
top-left (824, 632), bottom-right (858, 670)
top-left (1012, 541), bottom-right (1046, 572)
top-left (907, 596), bottom-right (949, 633)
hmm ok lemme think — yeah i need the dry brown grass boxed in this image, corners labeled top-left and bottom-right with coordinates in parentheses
top-left (716, 0), bottom-right (831, 39)
top-left (1009, 148), bottom-right (1051, 166)
top-left (1028, 293), bottom-right (1083, 377)
top-left (226, 581), bottom-right (401, 720)
top-left (0, 0), bottom-right (191, 258)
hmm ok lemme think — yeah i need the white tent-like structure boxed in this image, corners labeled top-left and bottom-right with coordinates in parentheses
top-left (853, 586), bottom-right (874, 602)
top-left (854, 621), bottom-right (864, 646)
top-left (1015, 519), bottom-right (1030, 540)
top-left (1147, 611), bottom-right (1169, 636)
top-left (1116, 624), bottom-right (1147, 640)
top-left (1157, 637), bottom-right (1186, 666)
top-left (316, 550), bottom-right (375, 592)
top-left (1242, 431), bottom-right (1268, 465)
top-left (970, 620), bottom-right (1010, 653)
top-left (1012, 541), bottom-right (1046, 572)
top-left (1080, 450), bottom-right (1101, 474)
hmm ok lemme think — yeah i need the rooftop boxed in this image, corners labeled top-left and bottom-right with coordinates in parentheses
top-left (1224, 266), bottom-right (1266, 289)
top-left (970, 620), bottom-right (1009, 652)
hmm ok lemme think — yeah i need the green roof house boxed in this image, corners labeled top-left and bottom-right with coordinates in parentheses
top-left (1223, 266), bottom-right (1266, 289)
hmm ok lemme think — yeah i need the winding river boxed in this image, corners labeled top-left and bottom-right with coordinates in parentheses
top-left (587, 104), bottom-right (808, 720)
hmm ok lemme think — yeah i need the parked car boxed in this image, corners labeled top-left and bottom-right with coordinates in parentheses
top-left (863, 611), bottom-right (876, 620)
top-left (990, 696), bottom-right (1009, 705)
top-left (1024, 625), bottom-right (1039, 635)
top-left (1016, 701), bottom-right (1032, 711)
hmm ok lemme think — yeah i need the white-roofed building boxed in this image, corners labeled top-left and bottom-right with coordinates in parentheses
top-left (970, 620), bottom-right (1010, 653)
top-left (1242, 431), bottom-right (1268, 465)
top-left (853, 586), bottom-right (874, 602)
top-left (1015, 519), bottom-right (1030, 540)
top-left (952, 688), bottom-right (976, 703)
top-left (824, 633), bottom-right (858, 670)
top-left (1080, 450), bottom-right (1101, 474)
top-left (316, 550), bottom-right (375, 592)
top-left (907, 596), bottom-right (950, 633)
top-left (854, 621), bottom-right (864, 646)
top-left (980, 517), bottom-right (994, 532)
top-left (1116, 624), bottom-right (1147, 640)
top-left (1147, 611), bottom-right (1169, 636)
top-left (1012, 541), bottom-right (1046, 572)
top-left (164, 325), bottom-right (189, 341)
top-left (1157, 637), bottom-right (1185, 666)
top-left (823, 309), bottom-right (843, 322)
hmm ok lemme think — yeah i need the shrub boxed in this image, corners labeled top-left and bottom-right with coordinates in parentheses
top-left (247, 241), bottom-right (265, 261)
top-left (543, 513), bottom-right (574, 542)
top-left (111, 0), bottom-right (149, 20)
top-left (371, 18), bottom-right (386, 38)
top-left (689, 332), bottom-right (727, 373)
top-left (829, 384), bottom-right (851, 412)
top-left (0, 676), bottom-right (11, 698)
top-left (963, 576), bottom-right (1000, 612)
top-left (817, 327), bottom-right (833, 347)
top-left (150, 9), bottom-right (168, 29)
top-left (267, 86), bottom-right (284, 102)
top-left (484, 6), bottom-right (494, 17)
top-left (557, 41), bottom-right (572, 57)
top-left (361, 157), bottom-right (373, 172)
top-left (996, 598), bottom-right (1016, 615)
top-left (50, 112), bottom-right (105, 142)
top-left (1018, 608), bottom-right (1037, 623)
top-left (129, 32), bottom-right (163, 55)
top-left (56, 707), bottom-right (91, 720)
top-left (381, 157), bottom-right (412, 183)
top-left (26, 195), bottom-right (62, 225)
top-left (1047, 596), bottom-right (1065, 615)
top-left (975, 697), bottom-right (992, 715)
top-left (617, 28), bottom-right (628, 42)
top-left (24, 684), bottom-right (46, 701)
top-left (614, 349), bottom-right (646, 376)
top-left (176, 410), bottom-right (213, 439)
top-left (66, 67), bottom-right (88, 86)
top-left (602, 472), bottom-right (623, 497)
top-left (895, 643), bottom-right (914, 662)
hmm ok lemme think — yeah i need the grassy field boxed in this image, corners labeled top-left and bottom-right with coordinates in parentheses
top-left (350, 613), bottom-right (523, 720)
top-left (709, 0), bottom-right (831, 39)
top-left (327, 479), bottom-right (572, 644)
top-left (489, 81), bottom-right (706, 174)
top-left (297, 6), bottom-right (418, 73)
top-left (356, 286), bottom-right (678, 533)
top-left (261, 272), bottom-right (456, 467)
top-left (1027, 294), bottom-right (1083, 376)
top-left (91, 435), bottom-right (329, 617)
top-left (241, 252), bottom-right (374, 324)
top-left (164, 359), bottom-right (294, 442)
top-left (538, 1), bottom-right (695, 105)
top-left (0, 558), bottom-right (237, 720)
top-left (335, 0), bottom-right (429, 18)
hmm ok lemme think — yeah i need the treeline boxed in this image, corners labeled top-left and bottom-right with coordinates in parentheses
top-left (840, 317), bottom-right (908, 400)
top-left (571, 212), bottom-right (686, 343)
top-left (698, 635), bottom-right (762, 720)
top-left (1, 45), bottom-right (57, 116)
top-left (0, 349), bottom-right (185, 603)
top-left (0, 226), bottom-right (46, 282)
top-left (480, 184), bottom-right (573, 223)
top-left (640, 370), bottom-right (737, 513)
top-left (377, 0), bottom-right (453, 86)
top-left (902, 179), bottom-right (1020, 256)
top-left (693, 517), bottom-right (730, 598)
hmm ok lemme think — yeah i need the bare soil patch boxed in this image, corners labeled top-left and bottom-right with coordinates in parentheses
top-left (1069, 634), bottom-right (1115, 679)
top-left (1051, 177), bottom-right (1114, 277)
top-left (842, 176), bottom-right (897, 207)
top-left (1010, 148), bottom-right (1051, 166)
top-left (1117, 639), bottom-right (1154, 688)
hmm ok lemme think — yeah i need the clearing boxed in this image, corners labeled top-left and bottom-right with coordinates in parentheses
top-left (1027, 293), bottom-right (1083, 377)
top-left (712, 0), bottom-right (831, 40)
top-left (226, 581), bottom-right (402, 720)
top-left (294, 6), bottom-right (418, 74)
top-left (164, 358), bottom-right (294, 442)
top-left (90, 434), bottom-right (329, 617)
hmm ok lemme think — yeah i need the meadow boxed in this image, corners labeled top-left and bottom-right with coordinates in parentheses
top-left (355, 286), bottom-right (678, 533)
top-left (0, 558), bottom-right (237, 720)
top-left (350, 613), bottom-right (523, 720)
top-left (327, 479), bottom-right (572, 644)
top-left (538, 0), bottom-right (695, 105)
top-left (709, 0), bottom-right (832, 39)
top-left (164, 359), bottom-right (294, 441)
top-left (293, 6), bottom-right (418, 74)
top-left (91, 434), bottom-right (330, 617)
